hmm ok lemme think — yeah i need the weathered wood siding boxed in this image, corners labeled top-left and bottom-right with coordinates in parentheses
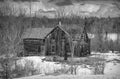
top-left (23, 39), bottom-right (45, 56)
top-left (45, 27), bottom-right (71, 57)
top-left (22, 26), bottom-right (90, 57)
top-left (74, 28), bottom-right (90, 57)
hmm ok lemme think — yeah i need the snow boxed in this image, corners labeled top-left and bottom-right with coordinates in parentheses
top-left (76, 66), bottom-right (94, 75)
top-left (91, 51), bottom-right (120, 61)
top-left (79, 4), bottom-right (100, 13)
top-left (64, 3), bottom-right (100, 16)
top-left (1, 1), bottom-right (120, 18)
top-left (91, 51), bottom-right (120, 75)
top-left (14, 75), bottom-right (120, 79)
top-left (15, 56), bottom-right (95, 75)
top-left (16, 56), bottom-right (69, 75)
top-left (14, 52), bottom-right (120, 77)
top-left (104, 53), bottom-right (120, 61)
top-left (103, 33), bottom-right (118, 41)
top-left (63, 3), bottom-right (120, 17)
top-left (104, 62), bottom-right (120, 75)
top-left (16, 56), bottom-right (45, 68)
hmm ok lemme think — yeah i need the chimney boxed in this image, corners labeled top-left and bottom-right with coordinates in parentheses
top-left (59, 21), bottom-right (61, 26)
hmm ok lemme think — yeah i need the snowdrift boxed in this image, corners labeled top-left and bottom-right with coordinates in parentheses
top-left (15, 56), bottom-right (94, 76)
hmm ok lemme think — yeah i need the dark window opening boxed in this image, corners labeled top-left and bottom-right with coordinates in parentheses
top-left (51, 45), bottom-right (55, 52)
top-left (38, 46), bottom-right (41, 52)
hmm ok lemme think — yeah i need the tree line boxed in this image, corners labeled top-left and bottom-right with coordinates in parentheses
top-left (0, 15), bottom-right (120, 54)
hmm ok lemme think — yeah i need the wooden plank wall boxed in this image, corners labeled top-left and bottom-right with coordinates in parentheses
top-left (23, 39), bottom-right (45, 56)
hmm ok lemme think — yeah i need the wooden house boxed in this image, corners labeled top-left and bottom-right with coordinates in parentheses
top-left (22, 27), bottom-right (53, 56)
top-left (21, 24), bottom-right (90, 58)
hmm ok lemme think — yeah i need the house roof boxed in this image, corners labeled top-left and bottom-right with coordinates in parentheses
top-left (22, 24), bottom-right (88, 40)
top-left (46, 25), bottom-right (71, 38)
top-left (22, 27), bottom-right (54, 39)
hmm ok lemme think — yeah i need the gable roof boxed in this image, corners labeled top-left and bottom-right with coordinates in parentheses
top-left (22, 24), bottom-right (88, 40)
top-left (22, 28), bottom-right (54, 39)
top-left (45, 25), bottom-right (71, 38)
top-left (45, 24), bottom-right (86, 41)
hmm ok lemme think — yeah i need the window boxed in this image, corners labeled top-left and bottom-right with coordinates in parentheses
top-left (41, 46), bottom-right (44, 52)
top-left (51, 45), bottom-right (55, 52)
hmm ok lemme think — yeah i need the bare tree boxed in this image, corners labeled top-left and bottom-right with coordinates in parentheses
top-left (0, 1), bottom-right (12, 16)
top-left (56, 7), bottom-right (66, 18)
top-left (1, 18), bottom-right (25, 56)
top-left (0, 9), bottom-right (27, 78)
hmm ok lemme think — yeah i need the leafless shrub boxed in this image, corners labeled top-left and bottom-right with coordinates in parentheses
top-left (13, 59), bottom-right (37, 77)
top-left (0, 55), bottom-right (14, 79)
top-left (93, 61), bottom-right (105, 75)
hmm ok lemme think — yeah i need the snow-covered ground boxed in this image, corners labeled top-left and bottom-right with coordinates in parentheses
top-left (104, 62), bottom-right (120, 75)
top-left (91, 51), bottom-right (120, 61)
top-left (91, 51), bottom-right (120, 75)
top-left (76, 65), bottom-right (94, 75)
top-left (14, 56), bottom-right (95, 77)
top-left (14, 75), bottom-right (120, 79)
top-left (15, 56), bottom-right (68, 75)
top-left (13, 51), bottom-right (120, 78)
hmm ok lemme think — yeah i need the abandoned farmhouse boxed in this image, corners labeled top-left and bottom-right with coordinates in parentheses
top-left (21, 24), bottom-right (90, 58)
